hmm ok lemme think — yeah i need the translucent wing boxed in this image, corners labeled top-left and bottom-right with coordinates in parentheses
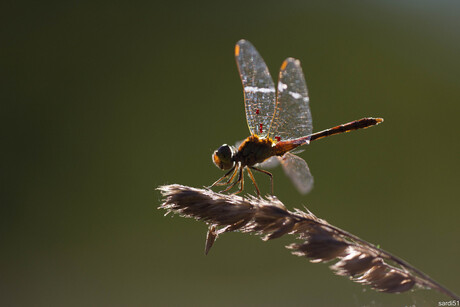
top-left (280, 152), bottom-right (314, 194)
top-left (235, 40), bottom-right (276, 137)
top-left (255, 156), bottom-right (280, 169)
top-left (234, 139), bottom-right (244, 149)
top-left (268, 58), bottom-right (313, 141)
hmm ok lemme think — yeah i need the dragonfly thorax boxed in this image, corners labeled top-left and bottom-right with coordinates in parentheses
top-left (234, 135), bottom-right (276, 167)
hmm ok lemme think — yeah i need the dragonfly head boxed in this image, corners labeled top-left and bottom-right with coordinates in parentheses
top-left (212, 144), bottom-right (235, 170)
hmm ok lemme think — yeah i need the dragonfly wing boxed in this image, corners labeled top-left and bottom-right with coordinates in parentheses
top-left (255, 156), bottom-right (280, 169)
top-left (234, 139), bottom-right (244, 149)
top-left (235, 40), bottom-right (276, 138)
top-left (269, 58), bottom-right (313, 141)
top-left (280, 152), bottom-right (314, 194)
top-left (290, 148), bottom-right (305, 155)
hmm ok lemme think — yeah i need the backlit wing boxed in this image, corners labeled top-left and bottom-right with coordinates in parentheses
top-left (280, 152), bottom-right (313, 194)
top-left (255, 156), bottom-right (280, 169)
top-left (235, 40), bottom-right (276, 138)
top-left (268, 58), bottom-right (313, 141)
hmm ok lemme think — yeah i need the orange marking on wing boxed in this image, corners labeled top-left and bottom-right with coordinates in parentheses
top-left (281, 60), bottom-right (288, 70)
top-left (235, 44), bottom-right (240, 56)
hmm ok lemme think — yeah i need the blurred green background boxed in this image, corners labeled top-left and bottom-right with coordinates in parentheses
top-left (2, 0), bottom-right (459, 306)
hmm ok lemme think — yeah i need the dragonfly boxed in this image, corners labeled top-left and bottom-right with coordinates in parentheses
top-left (210, 39), bottom-right (383, 195)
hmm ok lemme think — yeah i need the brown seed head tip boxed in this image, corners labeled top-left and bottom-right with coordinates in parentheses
top-left (376, 117), bottom-right (384, 124)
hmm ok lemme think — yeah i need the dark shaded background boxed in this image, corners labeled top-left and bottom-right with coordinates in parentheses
top-left (2, 1), bottom-right (459, 306)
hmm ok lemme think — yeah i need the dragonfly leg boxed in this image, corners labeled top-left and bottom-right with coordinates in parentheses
top-left (221, 166), bottom-right (243, 193)
top-left (208, 165), bottom-right (236, 188)
top-left (221, 164), bottom-right (240, 186)
top-left (250, 166), bottom-right (273, 195)
top-left (246, 167), bottom-right (260, 196)
top-left (233, 167), bottom-right (245, 195)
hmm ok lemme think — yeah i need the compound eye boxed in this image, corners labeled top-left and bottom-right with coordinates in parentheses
top-left (217, 145), bottom-right (232, 160)
top-left (212, 144), bottom-right (235, 170)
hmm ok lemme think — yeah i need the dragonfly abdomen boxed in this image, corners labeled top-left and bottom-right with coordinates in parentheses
top-left (309, 117), bottom-right (383, 142)
top-left (273, 137), bottom-right (309, 156)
